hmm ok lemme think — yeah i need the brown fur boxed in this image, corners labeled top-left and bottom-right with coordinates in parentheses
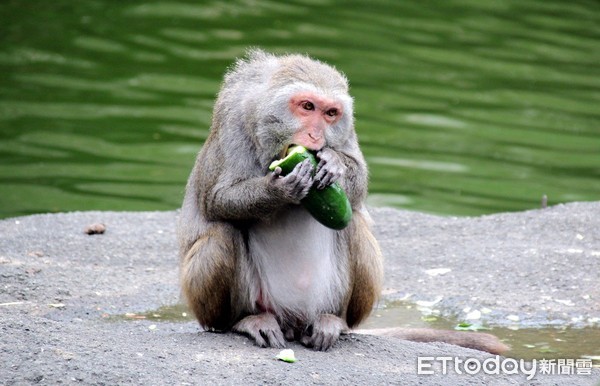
top-left (345, 212), bottom-right (383, 327)
top-left (180, 223), bottom-right (237, 330)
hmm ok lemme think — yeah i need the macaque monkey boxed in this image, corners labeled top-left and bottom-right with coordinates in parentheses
top-left (177, 50), bottom-right (508, 354)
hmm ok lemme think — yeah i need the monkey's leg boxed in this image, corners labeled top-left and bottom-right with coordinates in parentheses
top-left (232, 313), bottom-right (286, 348)
top-left (180, 222), bottom-right (237, 331)
top-left (345, 211), bottom-right (384, 328)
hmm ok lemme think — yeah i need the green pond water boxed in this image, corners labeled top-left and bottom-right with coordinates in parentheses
top-left (1, 0), bottom-right (599, 218)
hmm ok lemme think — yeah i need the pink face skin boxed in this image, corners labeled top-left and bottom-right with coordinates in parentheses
top-left (289, 92), bottom-right (343, 151)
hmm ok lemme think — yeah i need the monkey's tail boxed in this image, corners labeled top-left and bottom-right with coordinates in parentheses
top-left (353, 327), bottom-right (510, 355)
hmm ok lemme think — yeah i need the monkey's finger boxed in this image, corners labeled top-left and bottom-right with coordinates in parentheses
top-left (300, 334), bottom-right (313, 348)
top-left (265, 329), bottom-right (287, 348)
top-left (288, 158), bottom-right (306, 175)
top-left (315, 168), bottom-right (341, 190)
top-left (288, 160), bottom-right (313, 189)
top-left (291, 158), bottom-right (313, 178)
top-left (315, 148), bottom-right (339, 170)
top-left (312, 332), bottom-right (326, 351)
top-left (299, 160), bottom-right (314, 183)
top-left (234, 318), bottom-right (269, 347)
top-left (320, 332), bottom-right (337, 351)
top-left (251, 331), bottom-right (268, 348)
top-left (283, 159), bottom-right (307, 180)
top-left (284, 328), bottom-right (296, 341)
top-left (271, 166), bottom-right (283, 179)
top-left (315, 158), bottom-right (328, 178)
top-left (314, 169), bottom-right (330, 189)
top-left (299, 176), bottom-right (314, 199)
top-left (314, 165), bottom-right (326, 182)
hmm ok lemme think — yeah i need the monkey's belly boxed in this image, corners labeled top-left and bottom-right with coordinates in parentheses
top-left (248, 206), bottom-right (346, 319)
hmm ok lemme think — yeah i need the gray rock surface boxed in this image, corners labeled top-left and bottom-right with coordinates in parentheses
top-left (372, 203), bottom-right (600, 327)
top-left (1, 202), bottom-right (599, 385)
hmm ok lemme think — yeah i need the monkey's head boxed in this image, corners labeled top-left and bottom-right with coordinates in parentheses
top-left (237, 50), bottom-right (355, 160)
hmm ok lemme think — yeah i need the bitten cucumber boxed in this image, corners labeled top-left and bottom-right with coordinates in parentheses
top-left (269, 145), bottom-right (352, 230)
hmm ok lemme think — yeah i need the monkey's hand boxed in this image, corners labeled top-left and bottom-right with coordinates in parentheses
top-left (269, 159), bottom-right (313, 204)
top-left (315, 148), bottom-right (347, 190)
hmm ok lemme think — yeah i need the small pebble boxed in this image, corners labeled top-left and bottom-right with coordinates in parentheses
top-left (84, 223), bottom-right (106, 235)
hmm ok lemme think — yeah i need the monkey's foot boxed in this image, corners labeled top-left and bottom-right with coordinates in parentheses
top-left (232, 313), bottom-right (286, 348)
top-left (300, 314), bottom-right (348, 351)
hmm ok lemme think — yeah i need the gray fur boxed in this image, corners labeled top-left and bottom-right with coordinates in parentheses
top-left (177, 49), bottom-right (383, 351)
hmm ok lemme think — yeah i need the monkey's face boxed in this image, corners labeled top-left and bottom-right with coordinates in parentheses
top-left (288, 91), bottom-right (343, 151)
top-left (256, 80), bottom-right (354, 162)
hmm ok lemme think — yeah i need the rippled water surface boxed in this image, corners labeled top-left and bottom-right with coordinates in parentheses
top-left (1, 0), bottom-right (599, 218)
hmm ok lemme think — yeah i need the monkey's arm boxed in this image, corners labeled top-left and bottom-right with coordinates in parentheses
top-left (204, 159), bottom-right (314, 221)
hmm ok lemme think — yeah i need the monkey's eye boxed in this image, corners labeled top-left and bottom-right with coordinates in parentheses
top-left (301, 101), bottom-right (315, 111)
top-left (326, 108), bottom-right (338, 117)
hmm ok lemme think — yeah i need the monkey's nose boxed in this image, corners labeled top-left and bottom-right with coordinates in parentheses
top-left (308, 132), bottom-right (322, 140)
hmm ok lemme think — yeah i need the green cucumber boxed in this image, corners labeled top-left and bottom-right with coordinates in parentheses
top-left (269, 145), bottom-right (352, 230)
top-left (269, 145), bottom-right (317, 173)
